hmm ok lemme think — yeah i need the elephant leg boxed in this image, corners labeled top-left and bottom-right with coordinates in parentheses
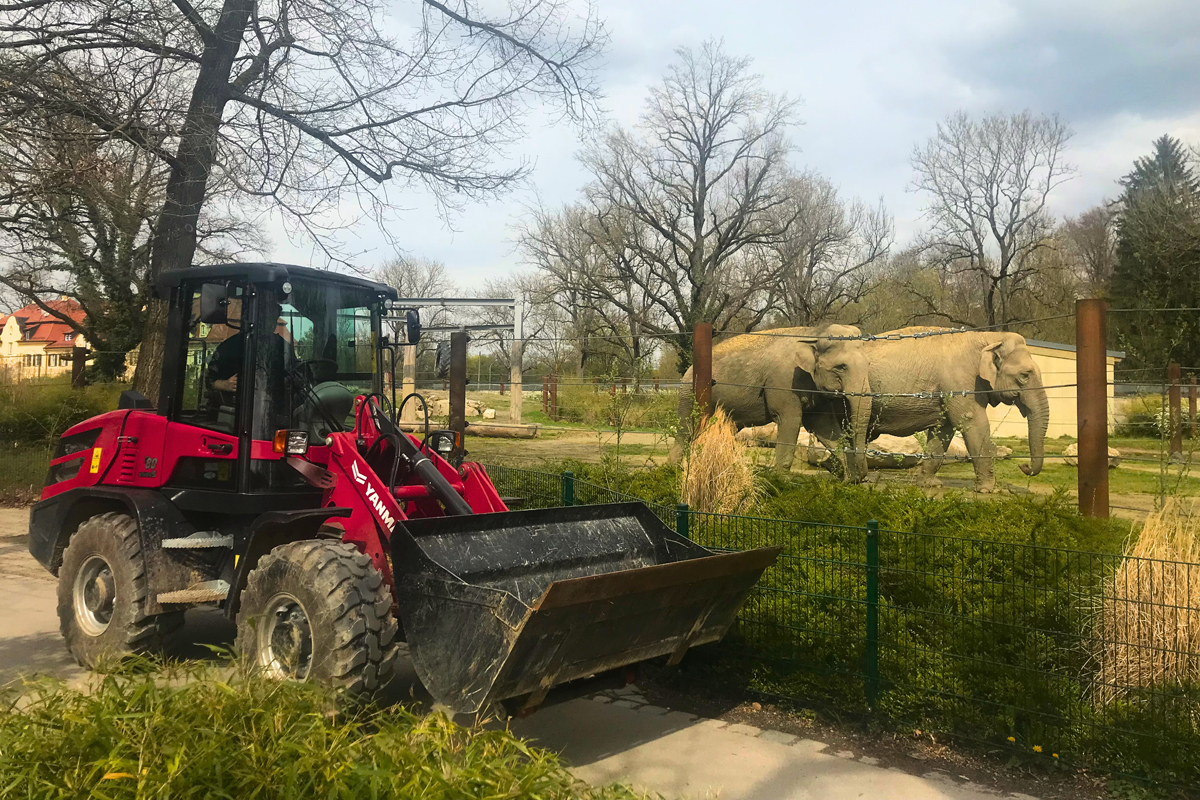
top-left (807, 410), bottom-right (860, 483)
top-left (774, 414), bottom-right (802, 471)
top-left (919, 421), bottom-right (955, 487)
top-left (957, 411), bottom-right (996, 493)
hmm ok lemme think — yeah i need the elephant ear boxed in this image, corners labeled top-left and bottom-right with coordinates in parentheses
top-left (792, 365), bottom-right (819, 399)
top-left (979, 341), bottom-right (1004, 387)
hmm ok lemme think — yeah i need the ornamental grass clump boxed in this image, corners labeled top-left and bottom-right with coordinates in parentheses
top-left (680, 409), bottom-right (760, 515)
top-left (1095, 498), bottom-right (1200, 704)
top-left (0, 659), bottom-right (643, 799)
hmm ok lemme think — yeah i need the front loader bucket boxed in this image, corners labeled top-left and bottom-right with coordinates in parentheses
top-left (391, 503), bottom-right (780, 714)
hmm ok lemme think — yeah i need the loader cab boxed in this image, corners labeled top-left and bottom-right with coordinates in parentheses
top-left (156, 264), bottom-right (397, 495)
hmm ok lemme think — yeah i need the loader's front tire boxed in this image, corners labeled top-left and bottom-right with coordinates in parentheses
top-left (57, 512), bottom-right (185, 667)
top-left (236, 541), bottom-right (398, 695)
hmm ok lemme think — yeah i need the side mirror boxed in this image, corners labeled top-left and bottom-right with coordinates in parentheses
top-left (405, 309), bottom-right (421, 345)
top-left (199, 283), bottom-right (229, 325)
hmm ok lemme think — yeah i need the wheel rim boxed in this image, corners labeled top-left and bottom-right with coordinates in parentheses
top-left (73, 554), bottom-right (116, 636)
top-left (257, 593), bottom-right (313, 680)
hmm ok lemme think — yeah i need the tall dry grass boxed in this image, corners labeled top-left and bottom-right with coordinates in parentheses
top-left (1094, 498), bottom-right (1200, 703)
top-left (680, 409), bottom-right (761, 515)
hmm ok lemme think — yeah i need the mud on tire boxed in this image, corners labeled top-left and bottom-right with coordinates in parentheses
top-left (56, 512), bottom-right (185, 667)
top-left (235, 540), bottom-right (398, 695)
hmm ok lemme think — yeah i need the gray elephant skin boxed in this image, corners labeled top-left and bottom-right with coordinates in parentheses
top-left (861, 328), bottom-right (1049, 492)
top-left (673, 324), bottom-right (872, 478)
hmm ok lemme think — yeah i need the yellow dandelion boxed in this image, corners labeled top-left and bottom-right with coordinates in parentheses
top-left (1033, 745), bottom-right (1043, 753)
top-left (1006, 736), bottom-right (1015, 743)
top-left (1052, 753), bottom-right (1059, 759)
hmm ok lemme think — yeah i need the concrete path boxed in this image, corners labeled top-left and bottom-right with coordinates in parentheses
top-left (0, 507), bottom-right (1037, 800)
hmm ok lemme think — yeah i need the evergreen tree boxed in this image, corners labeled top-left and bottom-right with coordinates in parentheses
top-left (1108, 136), bottom-right (1200, 371)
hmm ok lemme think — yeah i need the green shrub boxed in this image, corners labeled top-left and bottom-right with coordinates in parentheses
top-left (0, 380), bottom-right (125, 443)
top-left (0, 661), bottom-right (643, 800)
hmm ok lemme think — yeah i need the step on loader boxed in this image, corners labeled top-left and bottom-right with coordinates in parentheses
top-left (28, 263), bottom-right (780, 713)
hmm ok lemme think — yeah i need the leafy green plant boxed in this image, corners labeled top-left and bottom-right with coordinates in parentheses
top-left (0, 659), bottom-right (644, 799)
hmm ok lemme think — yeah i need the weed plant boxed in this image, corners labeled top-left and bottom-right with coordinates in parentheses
top-left (0, 660), bottom-right (643, 799)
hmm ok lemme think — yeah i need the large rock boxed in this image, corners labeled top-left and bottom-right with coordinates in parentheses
top-left (945, 433), bottom-right (1012, 460)
top-left (799, 430), bottom-right (833, 466)
top-left (864, 434), bottom-right (922, 469)
top-left (1062, 442), bottom-right (1121, 468)
top-left (736, 422), bottom-right (778, 446)
top-left (482, 408), bottom-right (496, 420)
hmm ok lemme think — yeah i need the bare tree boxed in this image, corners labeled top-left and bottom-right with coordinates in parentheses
top-left (1060, 204), bottom-right (1118, 291)
top-left (0, 105), bottom-right (259, 378)
top-left (577, 40), bottom-right (798, 371)
top-left (910, 110), bottom-right (1075, 328)
top-left (771, 171), bottom-right (893, 325)
top-left (0, 0), bottom-right (605, 400)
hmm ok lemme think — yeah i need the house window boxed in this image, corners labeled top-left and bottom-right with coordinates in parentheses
top-left (48, 354), bottom-right (59, 367)
top-left (24, 354), bottom-right (42, 367)
top-left (64, 333), bottom-right (74, 342)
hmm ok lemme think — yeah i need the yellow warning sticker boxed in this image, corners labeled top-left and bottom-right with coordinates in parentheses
top-left (89, 447), bottom-right (102, 474)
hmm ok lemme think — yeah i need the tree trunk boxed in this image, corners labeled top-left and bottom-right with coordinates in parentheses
top-left (132, 0), bottom-right (254, 402)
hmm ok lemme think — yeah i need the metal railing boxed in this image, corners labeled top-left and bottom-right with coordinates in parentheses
top-left (482, 463), bottom-right (1200, 788)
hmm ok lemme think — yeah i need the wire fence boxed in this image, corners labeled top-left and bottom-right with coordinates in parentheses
top-left (484, 463), bottom-right (1200, 788)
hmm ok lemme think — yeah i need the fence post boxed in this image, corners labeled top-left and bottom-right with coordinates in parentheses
top-left (1169, 362), bottom-right (1183, 462)
top-left (865, 519), bottom-right (880, 709)
top-left (562, 470), bottom-right (574, 507)
top-left (449, 331), bottom-right (468, 462)
top-left (1076, 299), bottom-right (1109, 518)
top-left (551, 374), bottom-right (559, 421)
top-left (509, 297), bottom-right (524, 424)
top-left (541, 376), bottom-right (548, 413)
top-left (1190, 375), bottom-right (1197, 439)
top-left (693, 323), bottom-right (714, 423)
top-left (676, 503), bottom-right (690, 540)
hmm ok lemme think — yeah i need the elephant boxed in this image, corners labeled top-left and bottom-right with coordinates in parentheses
top-left (858, 328), bottom-right (1049, 492)
top-left (671, 324), bottom-right (872, 478)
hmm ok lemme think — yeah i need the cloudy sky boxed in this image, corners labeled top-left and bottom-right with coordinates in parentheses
top-left (268, 0), bottom-right (1200, 286)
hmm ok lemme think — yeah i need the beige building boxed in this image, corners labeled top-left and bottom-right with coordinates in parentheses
top-left (988, 339), bottom-right (1123, 439)
top-left (0, 299), bottom-right (90, 380)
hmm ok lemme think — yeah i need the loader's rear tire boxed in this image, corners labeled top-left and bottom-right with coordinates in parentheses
top-left (57, 512), bottom-right (185, 667)
top-left (235, 541), bottom-right (398, 695)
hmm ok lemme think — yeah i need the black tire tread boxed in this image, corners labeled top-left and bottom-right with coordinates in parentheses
top-left (56, 512), bottom-right (185, 666)
top-left (236, 540), bottom-right (398, 696)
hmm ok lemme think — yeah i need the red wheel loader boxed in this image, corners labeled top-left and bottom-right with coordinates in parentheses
top-left (28, 264), bottom-right (779, 713)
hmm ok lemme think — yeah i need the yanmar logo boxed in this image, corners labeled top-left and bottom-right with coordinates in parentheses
top-left (351, 461), bottom-right (395, 532)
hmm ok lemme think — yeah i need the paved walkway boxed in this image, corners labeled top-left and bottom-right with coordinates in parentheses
top-left (0, 507), bottom-right (1037, 800)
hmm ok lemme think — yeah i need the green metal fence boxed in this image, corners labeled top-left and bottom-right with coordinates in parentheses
top-left (483, 463), bottom-right (1200, 787)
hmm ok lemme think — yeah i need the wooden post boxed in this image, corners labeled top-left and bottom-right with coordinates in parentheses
top-left (1169, 362), bottom-right (1183, 462)
top-left (693, 323), bottom-right (714, 422)
top-left (550, 374), bottom-right (559, 421)
top-left (400, 342), bottom-right (417, 422)
top-left (71, 346), bottom-right (89, 388)
top-left (1076, 300), bottom-right (1108, 518)
top-left (1190, 375), bottom-right (1196, 438)
top-left (509, 298), bottom-right (523, 424)
top-left (542, 376), bottom-right (549, 413)
top-left (449, 332), bottom-right (468, 460)
top-left (499, 380), bottom-right (505, 395)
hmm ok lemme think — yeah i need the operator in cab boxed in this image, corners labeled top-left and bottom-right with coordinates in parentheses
top-left (206, 295), bottom-right (295, 409)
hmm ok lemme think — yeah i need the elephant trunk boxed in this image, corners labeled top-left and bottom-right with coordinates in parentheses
top-left (1017, 383), bottom-right (1049, 476)
top-left (846, 378), bottom-right (872, 481)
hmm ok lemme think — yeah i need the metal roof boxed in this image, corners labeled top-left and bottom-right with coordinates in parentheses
top-left (1024, 338), bottom-right (1125, 360)
top-left (154, 263), bottom-right (397, 299)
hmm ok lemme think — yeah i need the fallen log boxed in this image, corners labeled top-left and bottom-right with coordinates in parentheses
top-left (392, 420), bottom-right (540, 438)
